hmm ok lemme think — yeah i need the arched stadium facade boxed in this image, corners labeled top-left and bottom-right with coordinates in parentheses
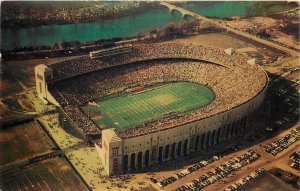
top-left (35, 43), bottom-right (268, 175)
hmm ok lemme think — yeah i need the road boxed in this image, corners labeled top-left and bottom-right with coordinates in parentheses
top-left (160, 2), bottom-right (299, 57)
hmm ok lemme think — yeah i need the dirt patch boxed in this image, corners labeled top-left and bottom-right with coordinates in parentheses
top-left (0, 132), bottom-right (13, 145)
top-left (227, 17), bottom-right (277, 30)
top-left (281, 23), bottom-right (300, 41)
top-left (0, 121), bottom-right (55, 166)
top-left (0, 157), bottom-right (89, 191)
top-left (153, 94), bottom-right (176, 105)
top-left (3, 56), bottom-right (77, 87)
top-left (92, 115), bottom-right (103, 120)
top-left (225, 16), bottom-right (300, 50)
top-left (168, 33), bottom-right (255, 49)
top-left (242, 172), bottom-right (298, 191)
top-left (0, 70), bottom-right (23, 97)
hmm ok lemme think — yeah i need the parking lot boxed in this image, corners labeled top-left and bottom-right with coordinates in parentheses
top-left (224, 168), bottom-right (266, 191)
top-left (174, 150), bottom-right (261, 191)
top-left (149, 123), bottom-right (300, 191)
top-left (264, 126), bottom-right (300, 156)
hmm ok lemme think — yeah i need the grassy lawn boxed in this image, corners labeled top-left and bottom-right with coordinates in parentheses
top-left (81, 82), bottom-right (214, 131)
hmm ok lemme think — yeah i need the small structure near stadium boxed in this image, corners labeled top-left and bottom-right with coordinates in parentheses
top-left (224, 48), bottom-right (235, 55)
top-left (35, 43), bottom-right (268, 175)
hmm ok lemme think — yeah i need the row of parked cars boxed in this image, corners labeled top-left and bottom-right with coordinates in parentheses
top-left (176, 150), bottom-right (261, 191)
top-left (289, 150), bottom-right (300, 170)
top-left (265, 127), bottom-right (300, 156)
top-left (156, 155), bottom-right (222, 188)
top-left (224, 168), bottom-right (266, 191)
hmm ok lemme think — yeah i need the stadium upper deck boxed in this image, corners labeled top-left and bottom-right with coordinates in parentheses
top-left (47, 43), bottom-right (246, 81)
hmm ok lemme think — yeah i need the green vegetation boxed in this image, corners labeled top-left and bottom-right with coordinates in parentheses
top-left (81, 82), bottom-right (214, 131)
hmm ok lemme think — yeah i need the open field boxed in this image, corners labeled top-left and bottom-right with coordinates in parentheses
top-left (81, 82), bottom-right (214, 131)
top-left (0, 90), bottom-right (36, 121)
top-left (3, 56), bottom-right (78, 88)
top-left (0, 157), bottom-right (89, 191)
top-left (0, 70), bottom-right (23, 97)
top-left (0, 92), bottom-right (37, 122)
top-left (0, 121), bottom-right (56, 166)
top-left (168, 33), bottom-right (255, 49)
top-left (167, 32), bottom-right (281, 63)
top-left (242, 172), bottom-right (297, 191)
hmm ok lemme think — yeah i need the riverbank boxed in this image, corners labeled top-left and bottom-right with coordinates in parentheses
top-left (2, 1), bottom-right (296, 51)
top-left (0, 20), bottom-right (213, 60)
top-left (1, 1), bottom-right (160, 29)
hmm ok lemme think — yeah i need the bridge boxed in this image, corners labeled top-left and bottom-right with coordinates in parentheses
top-left (160, 2), bottom-right (299, 56)
top-left (160, 2), bottom-right (197, 18)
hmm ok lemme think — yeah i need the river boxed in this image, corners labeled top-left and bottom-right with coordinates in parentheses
top-left (1, 2), bottom-right (291, 50)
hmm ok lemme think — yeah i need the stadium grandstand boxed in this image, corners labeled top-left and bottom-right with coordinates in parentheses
top-left (89, 45), bottom-right (133, 59)
top-left (35, 43), bottom-right (268, 175)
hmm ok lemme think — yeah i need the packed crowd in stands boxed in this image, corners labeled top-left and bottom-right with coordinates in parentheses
top-left (62, 105), bottom-right (101, 136)
top-left (48, 43), bottom-right (267, 138)
top-left (48, 43), bottom-right (261, 81)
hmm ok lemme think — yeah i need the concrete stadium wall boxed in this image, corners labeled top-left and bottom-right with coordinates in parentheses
top-left (46, 90), bottom-right (60, 106)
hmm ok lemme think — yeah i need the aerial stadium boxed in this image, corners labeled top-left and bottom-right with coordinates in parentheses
top-left (35, 43), bottom-right (268, 175)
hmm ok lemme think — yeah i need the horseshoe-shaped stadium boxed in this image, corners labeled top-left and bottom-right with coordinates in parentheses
top-left (35, 43), bottom-right (268, 175)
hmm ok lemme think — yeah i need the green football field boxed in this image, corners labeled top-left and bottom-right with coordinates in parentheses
top-left (81, 82), bottom-right (214, 131)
